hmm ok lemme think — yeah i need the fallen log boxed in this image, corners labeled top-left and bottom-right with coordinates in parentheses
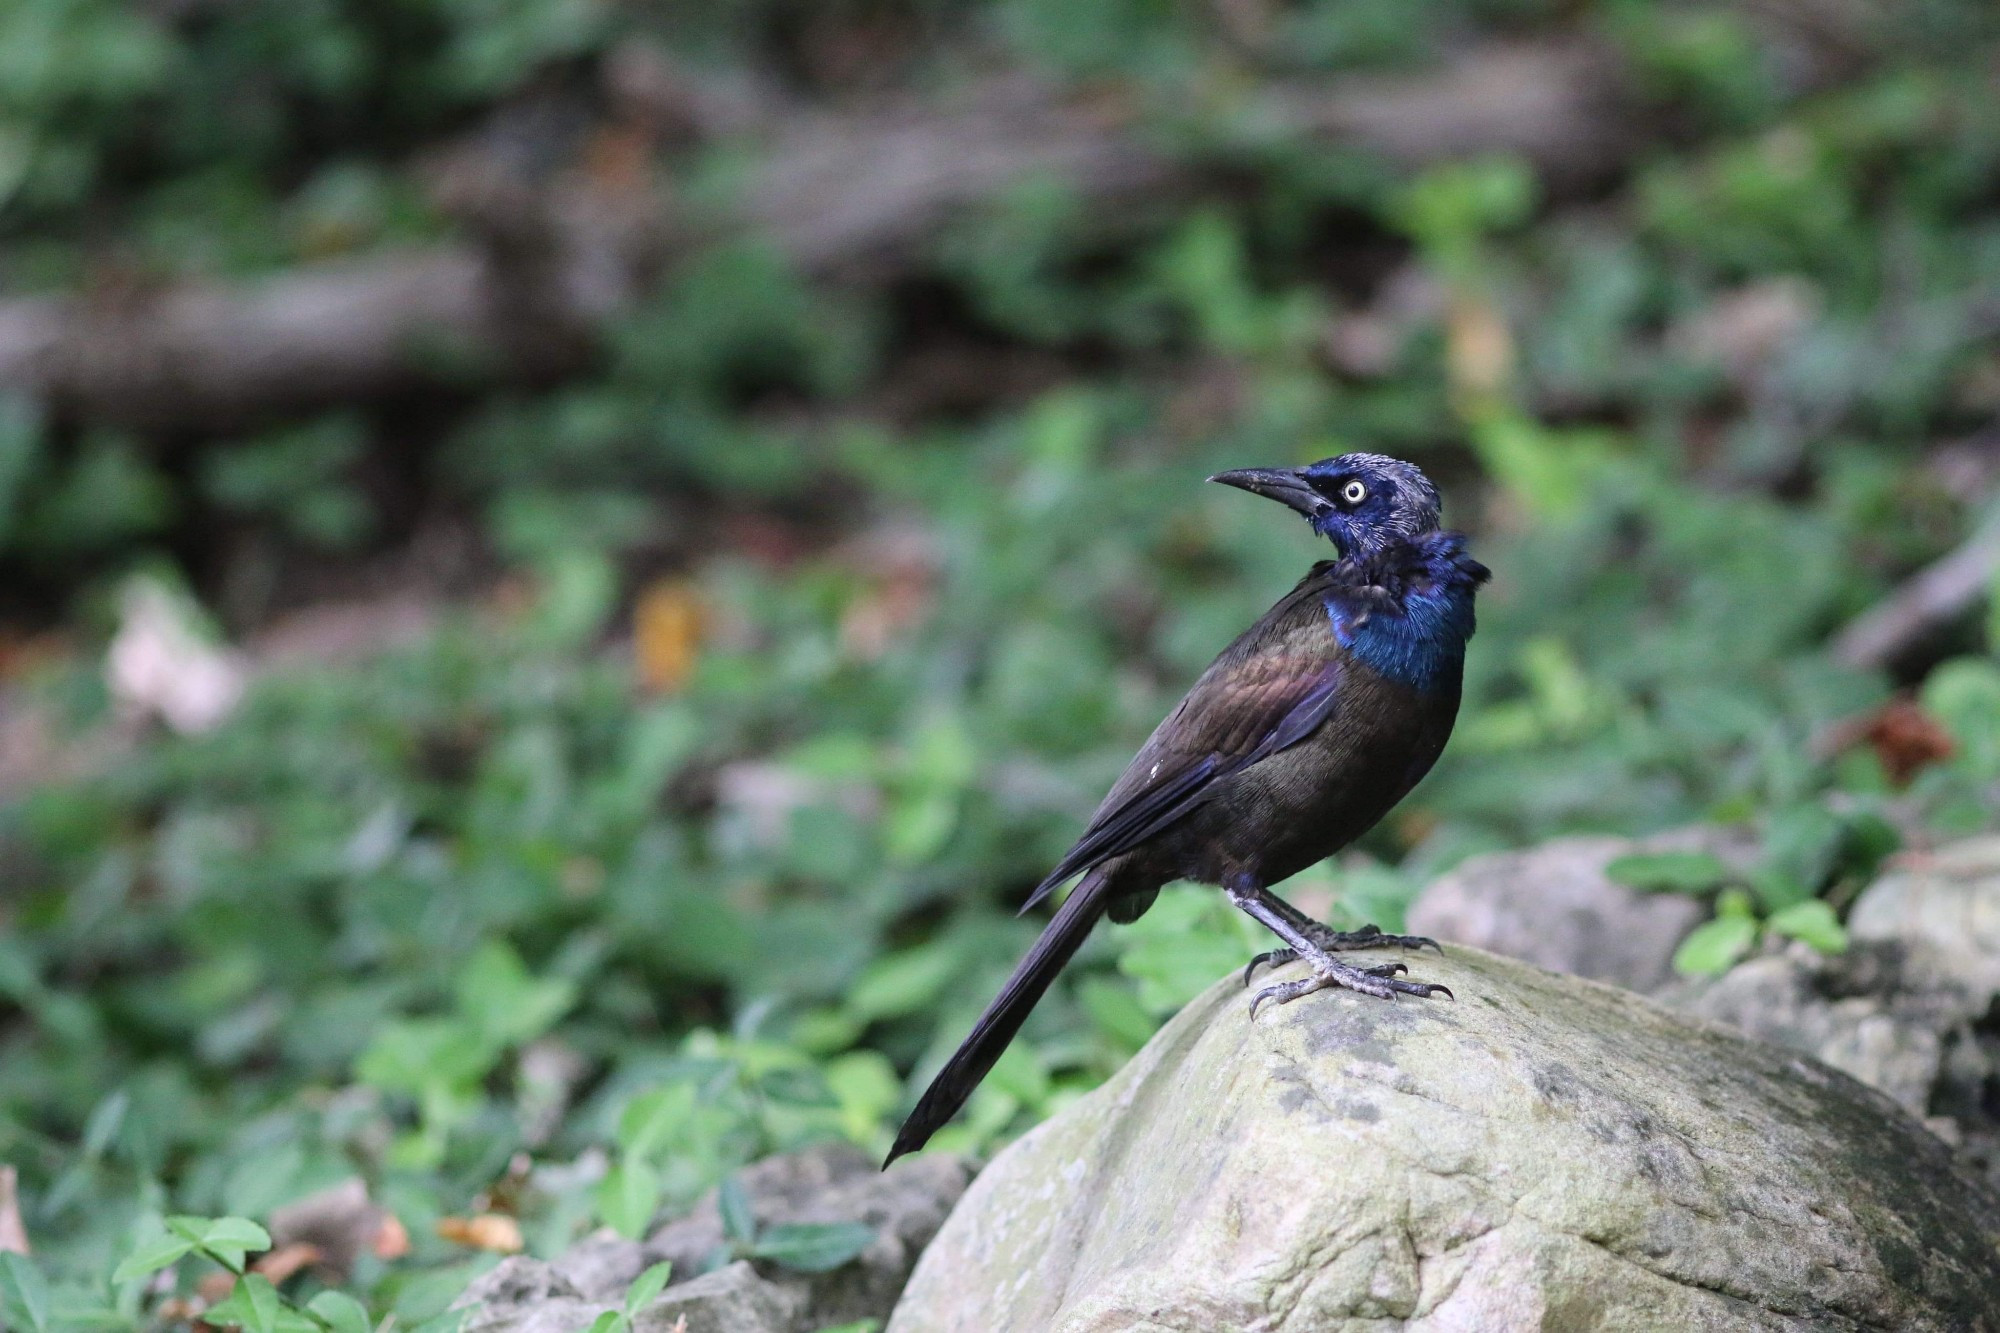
top-left (0, 41), bottom-right (1640, 430)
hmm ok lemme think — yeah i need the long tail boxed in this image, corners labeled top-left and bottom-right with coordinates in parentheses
top-left (884, 867), bottom-right (1116, 1166)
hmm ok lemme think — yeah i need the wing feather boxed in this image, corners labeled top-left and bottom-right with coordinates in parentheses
top-left (1018, 577), bottom-right (1349, 913)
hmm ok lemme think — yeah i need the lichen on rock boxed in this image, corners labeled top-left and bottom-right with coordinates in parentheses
top-left (889, 946), bottom-right (2000, 1332)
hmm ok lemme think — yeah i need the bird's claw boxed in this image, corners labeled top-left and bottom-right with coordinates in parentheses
top-left (1246, 951), bottom-right (1451, 1018)
top-left (1242, 924), bottom-right (1442, 986)
top-left (1243, 948), bottom-right (1297, 985)
top-left (1306, 922), bottom-right (1442, 953)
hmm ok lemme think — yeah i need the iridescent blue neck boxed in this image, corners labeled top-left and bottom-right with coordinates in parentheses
top-left (1324, 532), bottom-right (1484, 693)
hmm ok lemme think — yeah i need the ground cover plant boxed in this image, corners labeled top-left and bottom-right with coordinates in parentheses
top-left (2, 0), bottom-right (2000, 1327)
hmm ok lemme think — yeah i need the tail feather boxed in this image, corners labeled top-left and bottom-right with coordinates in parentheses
top-left (884, 868), bottom-right (1116, 1166)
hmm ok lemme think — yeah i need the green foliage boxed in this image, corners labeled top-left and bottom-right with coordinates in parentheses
top-left (584, 1261), bottom-right (672, 1333)
top-left (3, 0), bottom-right (1999, 1323)
top-left (699, 1174), bottom-right (873, 1274)
top-left (0, 1252), bottom-right (53, 1333)
top-left (1604, 852), bottom-right (1730, 896)
top-left (1673, 890), bottom-right (1761, 977)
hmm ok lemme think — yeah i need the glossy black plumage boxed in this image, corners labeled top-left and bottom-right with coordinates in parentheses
top-left (886, 454), bottom-right (1488, 1165)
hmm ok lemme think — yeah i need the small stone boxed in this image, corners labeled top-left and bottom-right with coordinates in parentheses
top-left (633, 1262), bottom-right (803, 1333)
top-left (455, 1257), bottom-right (603, 1333)
top-left (644, 1141), bottom-right (972, 1327)
top-left (1407, 831), bottom-right (1731, 992)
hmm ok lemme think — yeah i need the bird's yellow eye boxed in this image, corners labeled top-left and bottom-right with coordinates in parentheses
top-left (1341, 480), bottom-right (1367, 505)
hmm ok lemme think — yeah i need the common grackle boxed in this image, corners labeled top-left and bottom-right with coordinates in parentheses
top-left (886, 453), bottom-right (1488, 1165)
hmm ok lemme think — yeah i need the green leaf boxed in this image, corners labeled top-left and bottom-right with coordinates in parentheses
top-left (597, 1160), bottom-right (661, 1242)
top-left (1672, 915), bottom-right (1759, 977)
top-left (241, 1274), bottom-right (283, 1333)
top-left (305, 1290), bottom-right (373, 1333)
top-left (355, 1018), bottom-right (493, 1098)
top-left (845, 942), bottom-right (959, 1024)
top-left (168, 1215), bottom-right (268, 1273)
top-left (1766, 900), bottom-right (1848, 955)
top-left (1747, 868), bottom-right (1813, 913)
top-left (406, 1307), bottom-right (467, 1333)
top-left (757, 1066), bottom-right (836, 1108)
top-left (1758, 803), bottom-right (1844, 901)
top-left (199, 1218), bottom-right (273, 1253)
top-left (748, 1222), bottom-right (874, 1273)
top-left (111, 1233), bottom-right (196, 1284)
top-left (454, 941), bottom-right (578, 1051)
top-left (823, 1050), bottom-right (901, 1142)
top-left (164, 1216), bottom-right (212, 1243)
top-left (0, 1253), bottom-right (52, 1333)
top-left (1604, 851), bottom-right (1729, 895)
top-left (206, 1279), bottom-right (314, 1333)
top-left (812, 1323), bottom-right (880, 1333)
top-left (1077, 977), bottom-right (1156, 1050)
top-left (622, 1262), bottom-right (673, 1317)
top-left (617, 1083), bottom-right (696, 1161)
top-left (717, 1177), bottom-right (755, 1247)
top-left (585, 1314), bottom-right (624, 1333)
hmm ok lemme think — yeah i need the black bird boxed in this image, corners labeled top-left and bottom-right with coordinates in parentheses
top-left (886, 453), bottom-right (1489, 1165)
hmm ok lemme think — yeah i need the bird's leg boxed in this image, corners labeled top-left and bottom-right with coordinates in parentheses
top-left (1224, 877), bottom-right (1451, 1015)
top-left (1241, 893), bottom-right (1440, 983)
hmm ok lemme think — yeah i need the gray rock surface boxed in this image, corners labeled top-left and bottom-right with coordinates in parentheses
top-left (455, 1143), bottom-right (971, 1333)
top-left (1849, 836), bottom-right (2000, 996)
top-left (644, 1143), bottom-right (971, 1328)
top-left (889, 946), bottom-right (2000, 1332)
top-left (1406, 829), bottom-right (1742, 992)
top-left (1667, 835), bottom-right (2000, 1190)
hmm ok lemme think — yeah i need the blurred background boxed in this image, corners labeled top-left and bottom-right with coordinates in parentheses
top-left (1, 0), bottom-right (1999, 1321)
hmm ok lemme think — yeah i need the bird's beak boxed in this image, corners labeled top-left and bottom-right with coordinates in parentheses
top-left (1207, 467), bottom-right (1327, 519)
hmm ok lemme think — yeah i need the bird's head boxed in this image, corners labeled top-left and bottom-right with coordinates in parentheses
top-left (1209, 453), bottom-right (1442, 557)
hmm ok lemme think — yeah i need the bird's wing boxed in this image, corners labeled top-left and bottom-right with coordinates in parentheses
top-left (1019, 575), bottom-right (1354, 913)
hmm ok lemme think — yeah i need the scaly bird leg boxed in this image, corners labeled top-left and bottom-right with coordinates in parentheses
top-left (1224, 878), bottom-right (1451, 1015)
top-left (1241, 901), bottom-right (1440, 984)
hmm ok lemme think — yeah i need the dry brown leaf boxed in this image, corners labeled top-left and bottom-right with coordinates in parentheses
top-left (1816, 696), bottom-right (1956, 786)
top-left (436, 1214), bottom-right (524, 1254)
top-left (373, 1212), bottom-right (410, 1260)
top-left (0, 1166), bottom-right (29, 1254)
top-left (583, 125), bottom-right (656, 196)
top-left (251, 1243), bottom-right (325, 1286)
top-left (0, 630), bottom-right (70, 684)
top-left (1862, 697), bottom-right (1956, 786)
top-left (1445, 294), bottom-right (1513, 405)
top-left (634, 580), bottom-right (705, 694)
top-left (270, 1178), bottom-right (405, 1277)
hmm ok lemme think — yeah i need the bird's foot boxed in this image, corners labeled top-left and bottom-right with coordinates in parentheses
top-left (1303, 921), bottom-right (1443, 954)
top-left (1241, 923), bottom-right (1440, 984)
top-left (1247, 946), bottom-right (1451, 1018)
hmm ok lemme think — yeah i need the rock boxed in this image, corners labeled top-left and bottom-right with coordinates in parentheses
top-left (552, 1231), bottom-right (651, 1303)
top-left (266, 1177), bottom-right (399, 1279)
top-left (636, 1261), bottom-right (804, 1333)
top-left (454, 1142), bottom-right (973, 1333)
top-left (458, 1257), bottom-right (803, 1333)
top-left (889, 947), bottom-right (2000, 1332)
top-left (1666, 836), bottom-right (2000, 1190)
top-left (1848, 836), bottom-right (2000, 998)
top-left (644, 1142), bottom-right (972, 1327)
top-left (457, 1257), bottom-right (604, 1333)
top-left (1663, 947), bottom-right (1953, 1117)
top-left (1406, 830), bottom-right (1744, 992)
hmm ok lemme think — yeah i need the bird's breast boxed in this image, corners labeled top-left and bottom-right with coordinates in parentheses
top-left (1325, 585), bottom-right (1474, 693)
